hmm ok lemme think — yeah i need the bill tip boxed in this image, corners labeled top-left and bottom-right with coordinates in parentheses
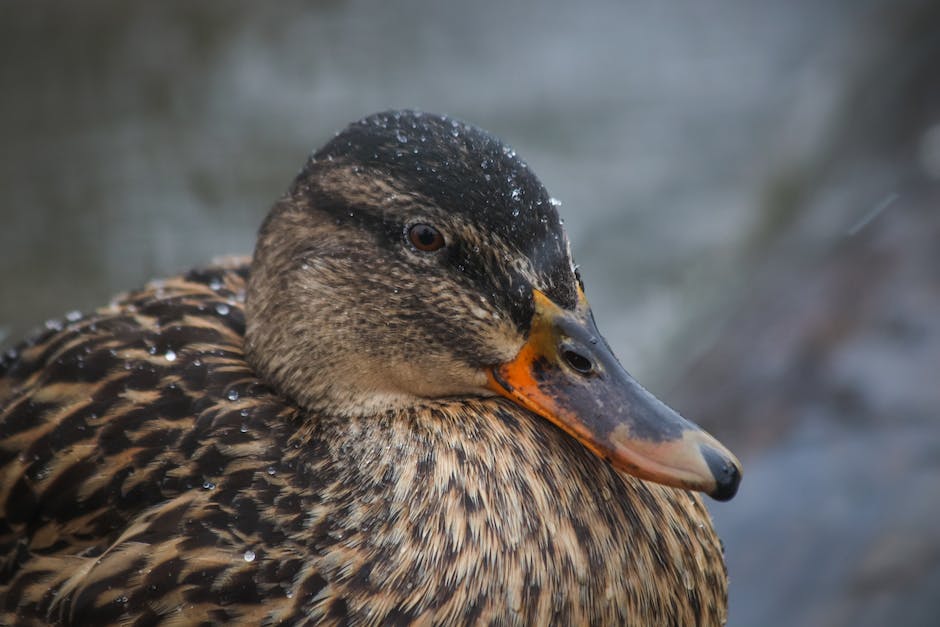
top-left (701, 445), bottom-right (742, 501)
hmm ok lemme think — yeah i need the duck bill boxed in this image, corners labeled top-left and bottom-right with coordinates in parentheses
top-left (486, 289), bottom-right (741, 501)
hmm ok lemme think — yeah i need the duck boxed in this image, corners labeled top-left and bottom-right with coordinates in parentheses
top-left (0, 110), bottom-right (741, 625)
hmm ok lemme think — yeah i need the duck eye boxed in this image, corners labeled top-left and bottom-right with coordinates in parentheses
top-left (407, 223), bottom-right (445, 252)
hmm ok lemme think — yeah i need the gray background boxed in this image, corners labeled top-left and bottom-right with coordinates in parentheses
top-left (2, 1), bottom-right (938, 624)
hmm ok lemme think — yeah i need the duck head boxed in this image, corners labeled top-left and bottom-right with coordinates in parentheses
top-left (245, 110), bottom-right (741, 501)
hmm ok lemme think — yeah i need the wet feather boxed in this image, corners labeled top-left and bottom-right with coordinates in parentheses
top-left (0, 112), bottom-right (729, 625)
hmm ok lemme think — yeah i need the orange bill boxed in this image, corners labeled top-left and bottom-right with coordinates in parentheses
top-left (487, 289), bottom-right (742, 501)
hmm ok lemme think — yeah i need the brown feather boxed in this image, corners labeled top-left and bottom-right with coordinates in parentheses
top-left (1, 111), bottom-right (730, 625)
top-left (1, 263), bottom-right (726, 625)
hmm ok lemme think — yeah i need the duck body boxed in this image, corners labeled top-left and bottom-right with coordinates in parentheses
top-left (0, 111), bottom-right (736, 625)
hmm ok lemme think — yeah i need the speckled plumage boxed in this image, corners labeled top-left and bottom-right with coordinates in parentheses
top-left (0, 111), bottom-right (731, 625)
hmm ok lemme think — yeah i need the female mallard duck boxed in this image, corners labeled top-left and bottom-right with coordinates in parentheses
top-left (0, 111), bottom-right (740, 625)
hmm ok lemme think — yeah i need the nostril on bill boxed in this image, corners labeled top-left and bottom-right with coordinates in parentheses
top-left (562, 348), bottom-right (594, 375)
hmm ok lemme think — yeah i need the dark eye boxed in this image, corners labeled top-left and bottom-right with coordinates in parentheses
top-left (407, 223), bottom-right (445, 252)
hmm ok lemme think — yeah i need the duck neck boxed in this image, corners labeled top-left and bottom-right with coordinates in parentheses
top-left (279, 398), bottom-right (727, 625)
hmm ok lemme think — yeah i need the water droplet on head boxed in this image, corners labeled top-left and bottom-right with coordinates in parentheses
top-left (227, 389), bottom-right (239, 401)
top-left (65, 310), bottom-right (82, 322)
top-left (44, 319), bottom-right (64, 332)
top-left (203, 480), bottom-right (215, 490)
top-left (209, 278), bottom-right (223, 291)
top-left (164, 350), bottom-right (177, 362)
top-left (243, 550), bottom-right (256, 562)
top-left (215, 303), bottom-right (230, 316)
top-left (396, 131), bottom-right (408, 144)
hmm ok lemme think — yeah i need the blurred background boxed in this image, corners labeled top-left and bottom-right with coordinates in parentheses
top-left (1, 1), bottom-right (938, 624)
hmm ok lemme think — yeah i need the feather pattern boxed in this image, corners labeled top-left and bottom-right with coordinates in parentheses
top-left (0, 111), bottom-right (731, 625)
top-left (1, 262), bottom-right (726, 625)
